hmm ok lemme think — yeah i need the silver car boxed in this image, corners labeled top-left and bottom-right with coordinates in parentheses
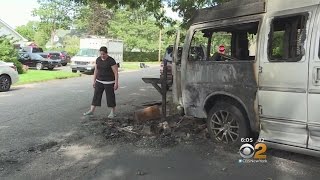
top-left (0, 61), bottom-right (19, 92)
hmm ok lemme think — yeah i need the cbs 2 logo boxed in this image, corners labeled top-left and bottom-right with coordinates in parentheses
top-left (239, 143), bottom-right (267, 159)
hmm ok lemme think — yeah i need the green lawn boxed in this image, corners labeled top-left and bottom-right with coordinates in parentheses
top-left (15, 70), bottom-right (81, 85)
top-left (121, 62), bottom-right (160, 70)
top-left (14, 62), bottom-right (159, 85)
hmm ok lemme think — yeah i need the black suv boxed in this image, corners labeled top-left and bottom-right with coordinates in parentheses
top-left (18, 52), bottom-right (61, 70)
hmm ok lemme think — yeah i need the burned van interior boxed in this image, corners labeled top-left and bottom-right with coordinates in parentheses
top-left (189, 21), bottom-right (259, 62)
top-left (268, 14), bottom-right (307, 62)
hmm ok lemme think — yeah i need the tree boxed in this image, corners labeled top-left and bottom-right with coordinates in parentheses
top-left (73, 2), bottom-right (113, 36)
top-left (32, 0), bottom-right (80, 42)
top-left (168, 0), bottom-right (231, 27)
top-left (63, 35), bottom-right (80, 56)
top-left (0, 36), bottom-right (24, 74)
top-left (15, 22), bottom-right (38, 41)
top-left (34, 30), bottom-right (50, 48)
top-left (72, 0), bottom-right (230, 27)
top-left (88, 2), bottom-right (113, 35)
top-left (109, 8), bottom-right (160, 52)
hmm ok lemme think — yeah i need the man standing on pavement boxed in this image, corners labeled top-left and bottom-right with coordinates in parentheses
top-left (83, 46), bottom-right (119, 118)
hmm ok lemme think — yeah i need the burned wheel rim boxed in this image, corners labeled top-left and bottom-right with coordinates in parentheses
top-left (210, 110), bottom-right (239, 144)
top-left (0, 76), bottom-right (10, 91)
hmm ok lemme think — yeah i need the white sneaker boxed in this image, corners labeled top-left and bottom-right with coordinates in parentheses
top-left (108, 112), bottom-right (116, 118)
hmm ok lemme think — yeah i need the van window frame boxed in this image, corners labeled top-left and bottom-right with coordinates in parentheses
top-left (267, 13), bottom-right (309, 62)
top-left (318, 38), bottom-right (320, 59)
top-left (187, 18), bottom-right (261, 63)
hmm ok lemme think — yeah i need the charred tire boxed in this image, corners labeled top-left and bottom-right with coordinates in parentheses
top-left (72, 70), bottom-right (77, 73)
top-left (62, 63), bottom-right (67, 66)
top-left (207, 102), bottom-right (250, 148)
top-left (0, 75), bottom-right (11, 92)
top-left (48, 67), bottom-right (54, 70)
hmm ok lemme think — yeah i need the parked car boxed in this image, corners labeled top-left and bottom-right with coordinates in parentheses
top-left (18, 52), bottom-right (61, 70)
top-left (38, 52), bottom-right (63, 66)
top-left (21, 46), bottom-right (44, 53)
top-left (39, 51), bottom-right (69, 66)
top-left (60, 51), bottom-right (71, 65)
top-left (0, 61), bottom-right (19, 92)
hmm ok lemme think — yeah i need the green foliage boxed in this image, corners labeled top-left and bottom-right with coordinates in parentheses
top-left (0, 36), bottom-right (24, 74)
top-left (73, 5), bottom-right (91, 33)
top-left (34, 30), bottom-right (50, 48)
top-left (109, 8), bottom-right (160, 52)
top-left (169, 0), bottom-right (231, 27)
top-left (87, 2), bottom-right (112, 35)
top-left (63, 35), bottom-right (80, 56)
top-left (16, 70), bottom-right (80, 85)
top-left (32, 0), bottom-right (79, 31)
top-left (124, 51), bottom-right (158, 62)
top-left (73, 0), bottom-right (230, 27)
top-left (271, 31), bottom-right (285, 58)
top-left (15, 22), bottom-right (37, 41)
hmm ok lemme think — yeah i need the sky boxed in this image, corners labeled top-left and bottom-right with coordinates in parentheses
top-left (0, 0), bottom-right (181, 29)
top-left (0, 0), bottom-right (39, 28)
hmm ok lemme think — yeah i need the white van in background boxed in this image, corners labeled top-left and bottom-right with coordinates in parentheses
top-left (71, 37), bottom-right (123, 73)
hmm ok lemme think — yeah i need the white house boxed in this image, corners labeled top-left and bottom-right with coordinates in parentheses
top-left (0, 18), bottom-right (28, 47)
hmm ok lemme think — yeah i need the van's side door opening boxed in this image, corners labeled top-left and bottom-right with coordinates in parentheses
top-left (181, 20), bottom-right (260, 144)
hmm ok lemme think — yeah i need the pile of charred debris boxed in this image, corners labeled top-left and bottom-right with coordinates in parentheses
top-left (100, 105), bottom-right (210, 148)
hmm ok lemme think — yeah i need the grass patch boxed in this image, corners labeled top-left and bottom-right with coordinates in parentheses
top-left (15, 70), bottom-right (81, 85)
top-left (121, 62), bottom-right (160, 70)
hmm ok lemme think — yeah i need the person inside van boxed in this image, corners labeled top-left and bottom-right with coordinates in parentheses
top-left (83, 46), bottom-right (119, 118)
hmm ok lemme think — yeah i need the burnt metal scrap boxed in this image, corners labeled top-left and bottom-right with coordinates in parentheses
top-left (102, 115), bottom-right (209, 147)
top-left (190, 0), bottom-right (266, 25)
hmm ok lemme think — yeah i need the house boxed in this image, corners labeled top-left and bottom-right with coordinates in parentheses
top-left (0, 18), bottom-right (28, 47)
top-left (45, 29), bottom-right (83, 49)
top-left (45, 29), bottom-right (71, 49)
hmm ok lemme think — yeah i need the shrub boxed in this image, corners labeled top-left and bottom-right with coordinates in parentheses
top-left (0, 36), bottom-right (24, 74)
top-left (124, 51), bottom-right (158, 62)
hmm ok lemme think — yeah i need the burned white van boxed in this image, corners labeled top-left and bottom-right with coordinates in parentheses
top-left (172, 0), bottom-right (320, 156)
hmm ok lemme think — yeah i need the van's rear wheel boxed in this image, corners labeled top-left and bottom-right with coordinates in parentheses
top-left (207, 102), bottom-right (250, 147)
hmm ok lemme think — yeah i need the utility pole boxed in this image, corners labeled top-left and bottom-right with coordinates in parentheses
top-left (158, 6), bottom-right (164, 62)
top-left (158, 29), bottom-right (162, 62)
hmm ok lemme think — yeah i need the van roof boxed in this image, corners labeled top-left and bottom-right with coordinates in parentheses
top-left (190, 0), bottom-right (266, 25)
top-left (190, 0), bottom-right (320, 25)
top-left (266, 0), bottom-right (320, 13)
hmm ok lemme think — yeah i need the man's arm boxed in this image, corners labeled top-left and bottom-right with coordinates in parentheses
top-left (93, 64), bottom-right (97, 88)
top-left (112, 64), bottom-right (119, 90)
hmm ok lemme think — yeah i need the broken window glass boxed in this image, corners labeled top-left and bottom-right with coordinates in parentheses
top-left (188, 21), bottom-right (259, 62)
top-left (268, 14), bottom-right (307, 62)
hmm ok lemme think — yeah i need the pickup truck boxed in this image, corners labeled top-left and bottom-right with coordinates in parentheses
top-left (18, 52), bottom-right (61, 70)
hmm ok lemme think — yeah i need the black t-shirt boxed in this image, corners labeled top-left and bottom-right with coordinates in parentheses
top-left (96, 56), bottom-right (117, 81)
